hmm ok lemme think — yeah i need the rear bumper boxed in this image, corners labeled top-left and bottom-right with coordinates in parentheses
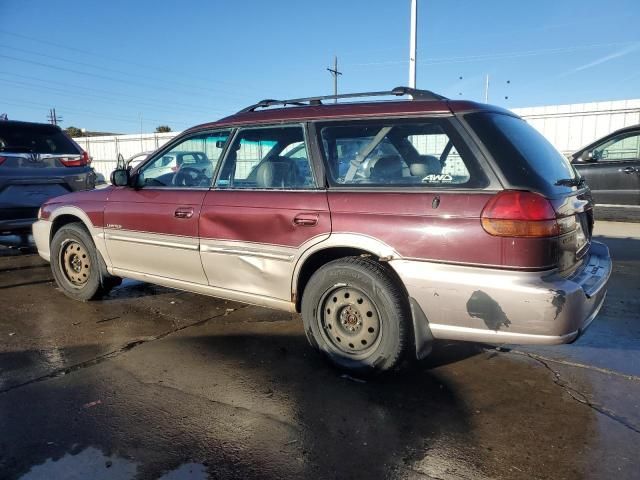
top-left (32, 219), bottom-right (52, 262)
top-left (391, 241), bottom-right (611, 345)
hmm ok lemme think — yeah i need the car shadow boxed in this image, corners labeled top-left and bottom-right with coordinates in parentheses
top-left (0, 333), bottom-right (482, 480)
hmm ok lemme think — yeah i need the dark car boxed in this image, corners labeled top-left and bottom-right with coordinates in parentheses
top-left (0, 120), bottom-right (96, 235)
top-left (33, 87), bottom-right (610, 374)
top-left (571, 124), bottom-right (640, 220)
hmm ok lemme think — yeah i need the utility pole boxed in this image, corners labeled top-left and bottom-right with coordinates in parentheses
top-left (47, 108), bottom-right (62, 126)
top-left (409, 0), bottom-right (418, 88)
top-left (326, 56), bottom-right (342, 102)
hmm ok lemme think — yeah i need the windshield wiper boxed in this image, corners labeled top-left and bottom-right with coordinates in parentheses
top-left (555, 177), bottom-right (585, 187)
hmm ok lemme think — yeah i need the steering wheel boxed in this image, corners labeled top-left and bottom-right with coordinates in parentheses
top-left (173, 166), bottom-right (208, 187)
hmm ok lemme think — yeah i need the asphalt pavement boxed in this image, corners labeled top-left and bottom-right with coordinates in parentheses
top-left (0, 221), bottom-right (638, 480)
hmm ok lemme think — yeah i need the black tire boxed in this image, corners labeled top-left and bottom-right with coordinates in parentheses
top-left (50, 223), bottom-right (120, 301)
top-left (301, 256), bottom-right (411, 374)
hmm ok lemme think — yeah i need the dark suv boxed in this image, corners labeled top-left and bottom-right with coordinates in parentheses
top-left (0, 120), bottom-right (96, 235)
top-left (33, 87), bottom-right (611, 374)
top-left (571, 124), bottom-right (640, 220)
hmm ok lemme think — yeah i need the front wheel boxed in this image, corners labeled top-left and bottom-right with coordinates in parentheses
top-left (301, 257), bottom-right (411, 374)
top-left (50, 223), bottom-right (120, 301)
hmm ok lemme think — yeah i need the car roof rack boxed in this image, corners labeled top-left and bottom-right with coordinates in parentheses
top-left (237, 86), bottom-right (447, 113)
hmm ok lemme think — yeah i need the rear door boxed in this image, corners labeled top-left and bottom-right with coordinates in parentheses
top-left (573, 130), bottom-right (640, 206)
top-left (200, 124), bottom-right (330, 302)
top-left (103, 130), bottom-right (230, 283)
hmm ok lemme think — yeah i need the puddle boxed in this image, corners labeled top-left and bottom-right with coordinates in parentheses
top-left (19, 447), bottom-right (138, 479)
top-left (19, 447), bottom-right (208, 480)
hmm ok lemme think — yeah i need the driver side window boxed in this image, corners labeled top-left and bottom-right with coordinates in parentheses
top-left (138, 130), bottom-right (230, 188)
top-left (593, 132), bottom-right (640, 161)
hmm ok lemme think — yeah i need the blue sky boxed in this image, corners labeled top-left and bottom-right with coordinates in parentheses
top-left (1, 0), bottom-right (639, 133)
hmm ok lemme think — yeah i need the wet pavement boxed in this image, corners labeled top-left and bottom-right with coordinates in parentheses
top-left (0, 222), bottom-right (639, 480)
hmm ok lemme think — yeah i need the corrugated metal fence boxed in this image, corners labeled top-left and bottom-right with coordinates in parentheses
top-left (78, 98), bottom-right (640, 178)
top-left (512, 98), bottom-right (640, 154)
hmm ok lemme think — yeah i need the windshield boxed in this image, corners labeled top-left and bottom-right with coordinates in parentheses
top-left (465, 112), bottom-right (578, 194)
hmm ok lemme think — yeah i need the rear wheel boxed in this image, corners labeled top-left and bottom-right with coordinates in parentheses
top-left (50, 223), bottom-right (120, 301)
top-left (301, 256), bottom-right (411, 374)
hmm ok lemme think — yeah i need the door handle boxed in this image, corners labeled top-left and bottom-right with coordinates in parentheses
top-left (174, 207), bottom-right (194, 219)
top-left (293, 213), bottom-right (319, 227)
top-left (619, 166), bottom-right (638, 174)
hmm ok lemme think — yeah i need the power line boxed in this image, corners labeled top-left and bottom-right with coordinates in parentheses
top-left (0, 77), bottom-right (227, 117)
top-left (345, 41), bottom-right (640, 68)
top-left (0, 29), bottom-right (257, 93)
top-left (0, 71), bottom-right (229, 115)
top-left (0, 97), bottom-right (193, 127)
top-left (0, 53), bottom-right (251, 103)
top-left (0, 43), bottom-right (249, 100)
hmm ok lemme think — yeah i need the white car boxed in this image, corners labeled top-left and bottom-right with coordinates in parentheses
top-left (136, 151), bottom-right (209, 179)
top-left (126, 151), bottom-right (153, 171)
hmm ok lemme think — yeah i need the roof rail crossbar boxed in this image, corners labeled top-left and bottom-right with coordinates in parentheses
top-left (237, 86), bottom-right (447, 113)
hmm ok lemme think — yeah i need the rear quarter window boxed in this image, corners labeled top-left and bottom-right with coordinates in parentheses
top-left (318, 118), bottom-right (487, 188)
top-left (465, 112), bottom-right (577, 195)
top-left (0, 124), bottom-right (80, 154)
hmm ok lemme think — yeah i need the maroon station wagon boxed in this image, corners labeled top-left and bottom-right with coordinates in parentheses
top-left (33, 87), bottom-right (611, 374)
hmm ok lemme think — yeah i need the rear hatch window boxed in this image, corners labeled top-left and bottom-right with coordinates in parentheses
top-left (0, 123), bottom-right (80, 155)
top-left (465, 112), bottom-right (578, 196)
top-left (0, 123), bottom-right (81, 169)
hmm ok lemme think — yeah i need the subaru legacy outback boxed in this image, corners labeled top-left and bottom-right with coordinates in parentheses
top-left (33, 87), bottom-right (611, 374)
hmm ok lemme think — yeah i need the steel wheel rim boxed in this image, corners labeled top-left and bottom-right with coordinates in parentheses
top-left (59, 239), bottom-right (91, 287)
top-left (318, 284), bottom-right (382, 358)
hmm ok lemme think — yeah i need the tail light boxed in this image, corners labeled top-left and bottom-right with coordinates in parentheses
top-left (59, 151), bottom-right (91, 167)
top-left (0, 156), bottom-right (5, 166)
top-left (481, 190), bottom-right (575, 238)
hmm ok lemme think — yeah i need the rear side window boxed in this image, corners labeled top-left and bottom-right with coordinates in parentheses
top-left (0, 123), bottom-right (79, 154)
top-left (465, 112), bottom-right (577, 194)
top-left (318, 119), bottom-right (485, 188)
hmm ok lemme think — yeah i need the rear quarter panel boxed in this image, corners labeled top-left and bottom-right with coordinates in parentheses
top-left (328, 191), bottom-right (559, 269)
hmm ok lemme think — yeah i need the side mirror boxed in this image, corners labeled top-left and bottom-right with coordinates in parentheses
top-left (577, 150), bottom-right (596, 163)
top-left (110, 168), bottom-right (129, 186)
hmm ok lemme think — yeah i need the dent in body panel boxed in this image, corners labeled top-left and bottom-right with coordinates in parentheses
top-left (202, 235), bottom-right (329, 301)
top-left (104, 229), bottom-right (207, 284)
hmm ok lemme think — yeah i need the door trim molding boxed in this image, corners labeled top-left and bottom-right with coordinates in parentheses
top-left (104, 229), bottom-right (200, 250)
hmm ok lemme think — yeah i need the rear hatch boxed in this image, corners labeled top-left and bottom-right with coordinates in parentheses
top-left (0, 122), bottom-right (94, 221)
top-left (464, 111), bottom-right (593, 273)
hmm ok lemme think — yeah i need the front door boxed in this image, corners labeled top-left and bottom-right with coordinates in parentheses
top-left (575, 130), bottom-right (640, 206)
top-left (104, 130), bottom-right (231, 284)
top-left (200, 125), bottom-right (330, 302)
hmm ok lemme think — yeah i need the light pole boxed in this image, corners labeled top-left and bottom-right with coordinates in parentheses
top-left (409, 0), bottom-right (418, 88)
